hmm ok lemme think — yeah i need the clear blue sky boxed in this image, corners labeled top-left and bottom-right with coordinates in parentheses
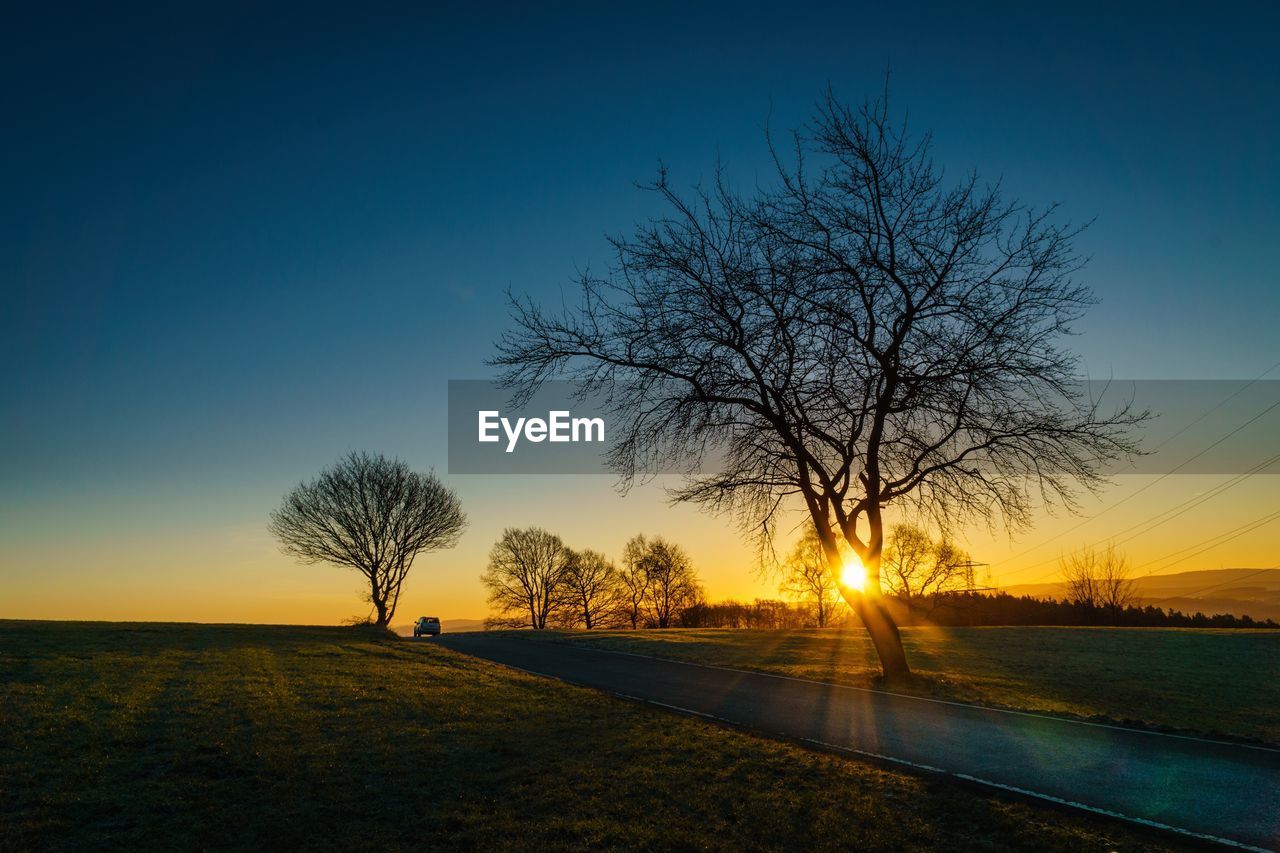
top-left (3, 2), bottom-right (1277, 620)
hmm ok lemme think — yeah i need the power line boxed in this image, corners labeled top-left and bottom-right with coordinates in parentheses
top-left (997, 508), bottom-right (1280, 593)
top-left (997, 393), bottom-right (1280, 578)
top-left (1145, 360), bottom-right (1280, 454)
top-left (996, 363), bottom-right (1280, 569)
top-left (1127, 510), bottom-right (1280, 575)
top-left (999, 449), bottom-right (1280, 584)
top-left (1128, 511), bottom-right (1280, 571)
top-left (1100, 452), bottom-right (1280, 545)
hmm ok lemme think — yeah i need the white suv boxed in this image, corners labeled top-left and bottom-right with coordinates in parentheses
top-left (413, 616), bottom-right (441, 637)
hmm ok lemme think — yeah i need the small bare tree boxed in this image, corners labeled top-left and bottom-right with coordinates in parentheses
top-left (1062, 547), bottom-right (1100, 609)
top-left (779, 528), bottom-right (843, 628)
top-left (1062, 544), bottom-right (1135, 624)
top-left (268, 451), bottom-right (466, 627)
top-left (557, 549), bottom-right (622, 629)
top-left (495, 89), bottom-right (1144, 677)
top-left (882, 524), bottom-right (975, 606)
top-left (481, 527), bottom-right (571, 629)
top-left (1098, 547), bottom-right (1138, 618)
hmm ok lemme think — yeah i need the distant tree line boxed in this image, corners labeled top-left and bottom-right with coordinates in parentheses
top-left (480, 528), bottom-right (705, 629)
top-left (768, 523), bottom-right (976, 627)
top-left (914, 541), bottom-right (1277, 628)
top-left (677, 592), bottom-right (1276, 630)
top-left (895, 591), bottom-right (1278, 629)
top-left (678, 599), bottom-right (821, 630)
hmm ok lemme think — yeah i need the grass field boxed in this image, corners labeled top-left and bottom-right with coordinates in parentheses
top-left (516, 626), bottom-right (1280, 745)
top-left (0, 621), bottom-right (1188, 851)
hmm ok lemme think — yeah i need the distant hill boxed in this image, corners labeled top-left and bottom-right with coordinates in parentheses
top-left (391, 618), bottom-right (486, 637)
top-left (1002, 568), bottom-right (1280, 623)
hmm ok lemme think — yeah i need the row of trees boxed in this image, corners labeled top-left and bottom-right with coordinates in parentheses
top-left (680, 536), bottom-right (1268, 629)
top-left (778, 534), bottom-right (1270, 629)
top-left (776, 527), bottom-right (1240, 630)
top-left (480, 529), bottom-right (704, 630)
top-left (262, 452), bottom-right (1264, 633)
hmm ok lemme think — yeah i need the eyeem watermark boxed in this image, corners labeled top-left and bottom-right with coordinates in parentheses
top-left (478, 410), bottom-right (605, 452)
top-left (448, 380), bottom-right (617, 474)
top-left (448, 378), bottom-right (1280, 476)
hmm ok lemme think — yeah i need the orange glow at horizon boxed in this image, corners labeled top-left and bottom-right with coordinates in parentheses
top-left (2, 474), bottom-right (1277, 625)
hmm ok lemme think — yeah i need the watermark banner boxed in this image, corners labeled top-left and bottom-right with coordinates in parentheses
top-left (448, 380), bottom-right (618, 474)
top-left (447, 379), bottom-right (1280, 476)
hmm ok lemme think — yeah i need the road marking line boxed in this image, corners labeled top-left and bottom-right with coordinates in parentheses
top-left (949, 774), bottom-right (1271, 853)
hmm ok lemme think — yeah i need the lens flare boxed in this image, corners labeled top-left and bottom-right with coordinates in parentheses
top-left (840, 553), bottom-right (866, 592)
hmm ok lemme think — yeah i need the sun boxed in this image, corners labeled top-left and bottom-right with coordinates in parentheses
top-left (840, 552), bottom-right (866, 592)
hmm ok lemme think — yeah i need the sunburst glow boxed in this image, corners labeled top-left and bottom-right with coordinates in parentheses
top-left (840, 553), bottom-right (866, 592)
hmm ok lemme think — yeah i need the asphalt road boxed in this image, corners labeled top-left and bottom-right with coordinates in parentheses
top-left (436, 633), bottom-right (1280, 851)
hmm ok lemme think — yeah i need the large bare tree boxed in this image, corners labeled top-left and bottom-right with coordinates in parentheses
top-left (269, 451), bottom-right (466, 627)
top-left (495, 90), bottom-right (1143, 678)
top-left (481, 527), bottom-right (572, 629)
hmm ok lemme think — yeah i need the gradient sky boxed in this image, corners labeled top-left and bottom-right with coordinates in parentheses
top-left (3, 2), bottom-right (1278, 624)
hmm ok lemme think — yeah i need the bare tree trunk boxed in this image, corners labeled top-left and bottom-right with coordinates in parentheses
top-left (828, 550), bottom-right (910, 679)
top-left (371, 574), bottom-right (390, 627)
top-left (850, 550), bottom-right (910, 679)
top-left (843, 592), bottom-right (910, 680)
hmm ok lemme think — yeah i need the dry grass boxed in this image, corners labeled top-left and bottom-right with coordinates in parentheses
top-left (0, 620), bottom-right (1188, 851)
